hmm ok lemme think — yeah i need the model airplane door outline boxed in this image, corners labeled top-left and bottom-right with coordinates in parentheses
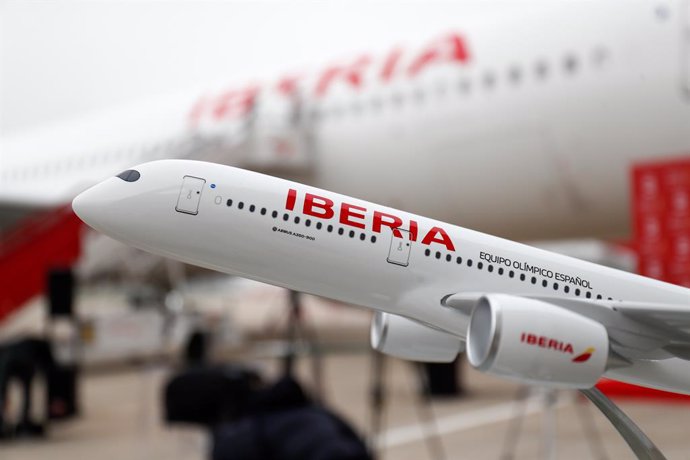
top-left (387, 228), bottom-right (411, 267)
top-left (175, 176), bottom-right (206, 215)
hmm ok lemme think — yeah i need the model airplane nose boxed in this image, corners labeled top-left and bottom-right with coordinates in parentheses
top-left (72, 186), bottom-right (102, 229)
top-left (73, 169), bottom-right (144, 230)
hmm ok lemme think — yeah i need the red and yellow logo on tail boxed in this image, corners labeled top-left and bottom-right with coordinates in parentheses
top-left (572, 347), bottom-right (595, 363)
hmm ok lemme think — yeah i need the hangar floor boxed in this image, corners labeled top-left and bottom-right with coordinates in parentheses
top-left (1, 352), bottom-right (690, 460)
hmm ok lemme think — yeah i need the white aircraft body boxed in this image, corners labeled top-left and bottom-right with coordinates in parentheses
top-left (3, 0), bottom-right (690, 239)
top-left (73, 160), bottom-right (690, 394)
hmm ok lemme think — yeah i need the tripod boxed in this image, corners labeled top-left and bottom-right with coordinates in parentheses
top-left (368, 351), bottom-right (447, 460)
top-left (281, 290), bottom-right (325, 401)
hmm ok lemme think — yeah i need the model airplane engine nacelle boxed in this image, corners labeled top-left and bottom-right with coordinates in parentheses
top-left (370, 312), bottom-right (462, 363)
top-left (466, 294), bottom-right (609, 388)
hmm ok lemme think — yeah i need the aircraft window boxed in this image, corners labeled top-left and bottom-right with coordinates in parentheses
top-left (456, 256), bottom-right (462, 264)
top-left (553, 282), bottom-right (559, 290)
top-left (488, 265), bottom-right (494, 273)
top-left (360, 233), bottom-right (366, 241)
top-left (425, 249), bottom-right (431, 257)
top-left (541, 280), bottom-right (547, 287)
top-left (281, 213), bottom-right (288, 221)
top-left (575, 288), bottom-right (581, 296)
top-left (305, 219), bottom-right (311, 227)
top-left (446, 254), bottom-right (452, 262)
top-left (586, 292), bottom-right (592, 299)
top-left (482, 72), bottom-right (496, 90)
top-left (655, 4), bottom-right (670, 21)
top-left (535, 60), bottom-right (549, 79)
top-left (391, 92), bottom-right (404, 107)
top-left (467, 259), bottom-right (473, 267)
top-left (597, 294), bottom-right (603, 300)
top-left (261, 208), bottom-right (267, 215)
top-left (519, 273), bottom-right (526, 281)
top-left (327, 225), bottom-right (333, 232)
top-left (370, 97), bottom-right (383, 110)
top-left (498, 267), bottom-right (504, 275)
top-left (563, 54), bottom-right (578, 75)
top-left (338, 228), bottom-right (344, 235)
top-left (371, 235), bottom-right (377, 243)
top-left (531, 277), bottom-right (537, 284)
top-left (272, 211), bottom-right (278, 218)
top-left (294, 216), bottom-right (300, 224)
top-left (413, 88), bottom-right (426, 103)
top-left (591, 47), bottom-right (609, 67)
top-left (435, 251), bottom-right (441, 259)
top-left (316, 222), bottom-right (323, 230)
top-left (508, 66), bottom-right (522, 84)
top-left (509, 270), bottom-right (515, 278)
top-left (238, 202), bottom-right (244, 210)
top-left (249, 205), bottom-right (256, 212)
top-left (116, 169), bottom-right (141, 182)
top-left (226, 199), bottom-right (233, 207)
top-left (607, 297), bottom-right (613, 301)
top-left (564, 286), bottom-right (570, 293)
top-left (349, 230), bottom-right (355, 238)
top-left (458, 79), bottom-right (471, 94)
top-left (477, 262), bottom-right (483, 269)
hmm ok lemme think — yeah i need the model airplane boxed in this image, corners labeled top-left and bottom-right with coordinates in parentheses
top-left (73, 160), bottom-right (690, 393)
top-left (4, 0), bottom-right (690, 239)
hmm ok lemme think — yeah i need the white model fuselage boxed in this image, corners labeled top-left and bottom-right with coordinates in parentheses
top-left (73, 160), bottom-right (690, 393)
top-left (4, 0), bottom-right (690, 239)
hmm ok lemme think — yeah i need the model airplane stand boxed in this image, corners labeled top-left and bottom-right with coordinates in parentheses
top-left (368, 351), bottom-right (447, 460)
top-left (281, 290), bottom-right (324, 401)
top-left (580, 388), bottom-right (666, 460)
top-left (500, 386), bottom-right (666, 460)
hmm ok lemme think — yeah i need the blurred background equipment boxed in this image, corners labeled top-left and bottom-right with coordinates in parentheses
top-left (47, 269), bottom-right (75, 318)
top-left (165, 366), bottom-right (372, 460)
top-left (632, 158), bottom-right (690, 287)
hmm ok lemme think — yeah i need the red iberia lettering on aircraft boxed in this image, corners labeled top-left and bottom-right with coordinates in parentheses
top-left (304, 193), bottom-right (335, 219)
top-left (421, 227), bottom-right (455, 251)
top-left (287, 189), bottom-right (455, 251)
top-left (408, 33), bottom-right (470, 76)
top-left (372, 211), bottom-right (404, 238)
top-left (520, 332), bottom-right (575, 355)
top-left (285, 188), bottom-right (297, 211)
top-left (315, 56), bottom-right (371, 96)
top-left (340, 203), bottom-right (367, 229)
top-left (190, 32), bottom-right (470, 124)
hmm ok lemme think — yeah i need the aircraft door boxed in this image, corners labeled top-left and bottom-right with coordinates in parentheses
top-left (387, 229), bottom-right (411, 267)
top-left (246, 89), bottom-right (314, 172)
top-left (175, 175), bottom-right (206, 215)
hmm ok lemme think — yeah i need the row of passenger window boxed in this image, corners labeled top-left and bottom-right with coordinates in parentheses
top-left (4, 48), bottom-right (609, 182)
top-left (309, 47), bottom-right (610, 121)
top-left (225, 198), bottom-right (377, 243)
top-left (423, 248), bottom-right (615, 301)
